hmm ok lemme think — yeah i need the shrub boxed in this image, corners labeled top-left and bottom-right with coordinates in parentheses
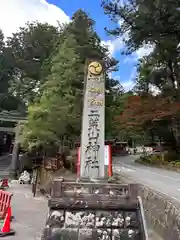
top-left (137, 152), bottom-right (180, 170)
top-left (168, 162), bottom-right (174, 168)
top-left (174, 162), bottom-right (180, 168)
top-left (169, 161), bottom-right (176, 166)
top-left (149, 154), bottom-right (162, 165)
top-left (139, 155), bottom-right (150, 163)
top-left (163, 151), bottom-right (178, 162)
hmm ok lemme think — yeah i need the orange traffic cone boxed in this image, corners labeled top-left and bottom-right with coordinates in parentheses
top-left (0, 207), bottom-right (15, 237)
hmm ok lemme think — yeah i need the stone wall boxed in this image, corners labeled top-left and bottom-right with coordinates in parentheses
top-left (139, 186), bottom-right (180, 240)
top-left (114, 174), bottom-right (180, 239)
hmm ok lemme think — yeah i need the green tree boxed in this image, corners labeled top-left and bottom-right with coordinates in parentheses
top-left (102, 0), bottom-right (180, 53)
top-left (7, 22), bottom-right (60, 103)
top-left (102, 0), bottom-right (180, 146)
top-left (102, 0), bottom-right (180, 94)
top-left (0, 29), bottom-right (24, 112)
top-left (61, 9), bottom-right (118, 70)
top-left (22, 9), bottom-right (122, 148)
top-left (64, 9), bottom-right (122, 138)
top-left (22, 34), bottom-right (84, 149)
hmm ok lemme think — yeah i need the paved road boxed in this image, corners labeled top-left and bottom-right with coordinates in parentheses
top-left (5, 182), bottom-right (47, 240)
top-left (113, 155), bottom-right (180, 204)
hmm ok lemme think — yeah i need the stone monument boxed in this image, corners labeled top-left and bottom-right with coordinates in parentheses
top-left (41, 60), bottom-right (148, 240)
top-left (80, 60), bottom-right (105, 179)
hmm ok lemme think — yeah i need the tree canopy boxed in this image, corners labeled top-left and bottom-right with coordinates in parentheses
top-left (102, 0), bottom-right (180, 147)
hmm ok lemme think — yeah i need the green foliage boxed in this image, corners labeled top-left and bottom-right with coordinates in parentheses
top-left (102, 0), bottom-right (180, 54)
top-left (0, 29), bottom-right (24, 112)
top-left (7, 22), bottom-right (60, 103)
top-left (174, 162), bottom-right (180, 168)
top-left (163, 151), bottom-right (178, 162)
top-left (60, 10), bottom-right (122, 138)
top-left (138, 151), bottom-right (179, 168)
top-left (102, 0), bottom-right (180, 97)
top-left (20, 9), bottom-right (124, 149)
top-left (102, 0), bottom-right (180, 147)
top-left (138, 155), bottom-right (162, 165)
top-left (22, 34), bottom-right (84, 149)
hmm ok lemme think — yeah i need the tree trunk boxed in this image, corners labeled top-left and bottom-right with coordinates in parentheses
top-left (171, 117), bottom-right (180, 151)
top-left (10, 124), bottom-right (21, 179)
top-left (10, 142), bottom-right (20, 179)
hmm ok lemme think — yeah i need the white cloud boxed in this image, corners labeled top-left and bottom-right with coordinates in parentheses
top-left (122, 80), bottom-right (134, 92)
top-left (0, 0), bottom-right (70, 37)
top-left (124, 44), bottom-right (154, 63)
top-left (136, 44), bottom-right (154, 59)
top-left (113, 76), bottom-right (134, 92)
top-left (101, 37), bottom-right (124, 56)
top-left (114, 67), bottom-right (136, 92)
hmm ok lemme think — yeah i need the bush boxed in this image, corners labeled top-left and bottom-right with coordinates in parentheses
top-left (137, 152), bottom-right (180, 170)
top-left (138, 154), bottom-right (163, 165)
top-left (174, 162), bottom-right (180, 168)
top-left (167, 162), bottom-right (174, 168)
top-left (163, 151), bottom-right (178, 162)
top-left (169, 161), bottom-right (176, 166)
top-left (139, 155), bottom-right (150, 163)
top-left (149, 154), bottom-right (161, 164)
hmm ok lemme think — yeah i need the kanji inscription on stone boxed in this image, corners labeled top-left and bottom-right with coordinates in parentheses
top-left (80, 61), bottom-right (105, 178)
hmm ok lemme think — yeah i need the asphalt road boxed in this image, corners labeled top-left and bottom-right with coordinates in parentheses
top-left (113, 155), bottom-right (180, 204)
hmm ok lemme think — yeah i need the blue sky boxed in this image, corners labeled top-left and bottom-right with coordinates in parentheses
top-left (47, 0), bottom-right (139, 90)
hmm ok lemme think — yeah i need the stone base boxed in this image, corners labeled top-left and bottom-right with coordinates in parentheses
top-left (78, 165), bottom-right (110, 183)
top-left (41, 208), bottom-right (144, 240)
top-left (78, 177), bottom-right (109, 183)
top-left (41, 177), bottom-right (147, 239)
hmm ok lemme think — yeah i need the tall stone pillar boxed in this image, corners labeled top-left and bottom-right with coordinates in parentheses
top-left (80, 60), bottom-right (105, 180)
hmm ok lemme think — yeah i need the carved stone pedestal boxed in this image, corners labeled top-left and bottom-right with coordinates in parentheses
top-left (41, 178), bottom-right (148, 240)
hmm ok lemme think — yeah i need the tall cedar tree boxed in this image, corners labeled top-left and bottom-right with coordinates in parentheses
top-left (22, 34), bottom-right (84, 149)
top-left (62, 9), bottom-right (123, 137)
